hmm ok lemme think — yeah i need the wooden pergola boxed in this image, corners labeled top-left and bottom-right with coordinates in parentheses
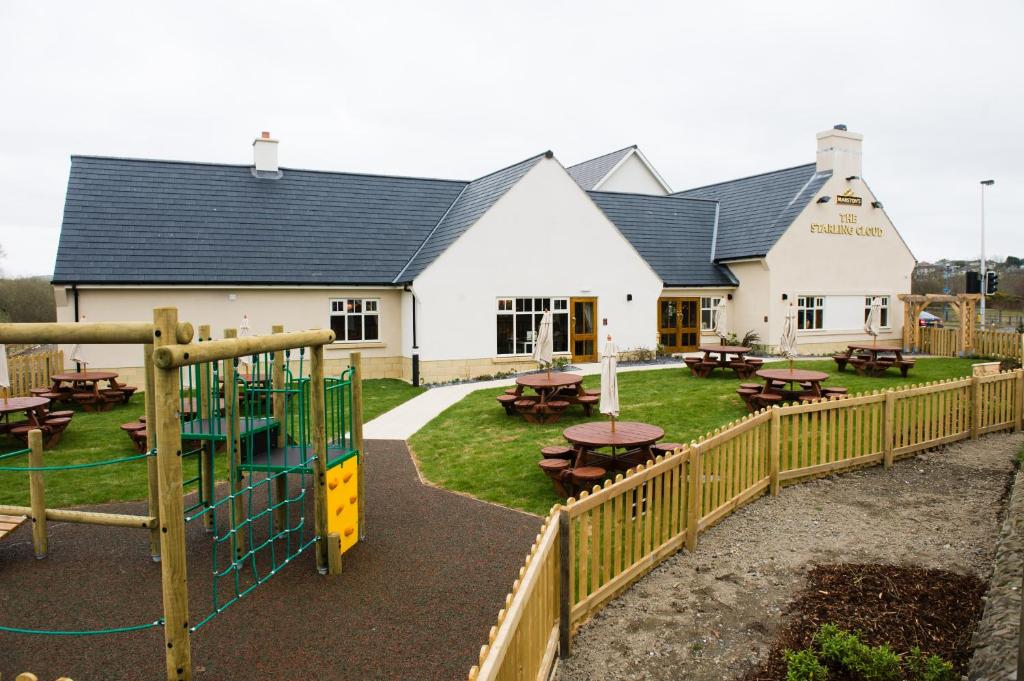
top-left (897, 293), bottom-right (981, 354)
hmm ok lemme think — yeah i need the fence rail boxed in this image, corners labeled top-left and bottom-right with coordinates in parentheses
top-left (5, 350), bottom-right (63, 397)
top-left (468, 369), bottom-right (1024, 681)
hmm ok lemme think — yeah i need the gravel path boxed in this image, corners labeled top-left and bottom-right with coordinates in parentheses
top-left (0, 439), bottom-right (541, 681)
top-left (557, 431), bottom-right (1022, 681)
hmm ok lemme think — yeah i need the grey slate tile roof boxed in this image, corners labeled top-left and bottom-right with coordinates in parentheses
top-left (395, 152), bottom-right (547, 282)
top-left (587, 191), bottom-right (736, 287)
top-left (674, 163), bottom-right (831, 261)
top-left (53, 156), bottom-right (468, 285)
top-left (566, 146), bottom-right (635, 190)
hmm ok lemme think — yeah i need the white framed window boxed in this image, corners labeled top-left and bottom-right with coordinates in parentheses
top-left (330, 298), bottom-right (379, 342)
top-left (797, 296), bottom-right (824, 330)
top-left (700, 297), bottom-right (722, 331)
top-left (864, 295), bottom-right (890, 328)
top-left (496, 297), bottom-right (569, 356)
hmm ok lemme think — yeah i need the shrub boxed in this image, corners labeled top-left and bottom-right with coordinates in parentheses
top-left (784, 648), bottom-right (829, 680)
top-left (552, 356), bottom-right (570, 370)
top-left (904, 647), bottom-right (956, 681)
top-left (813, 624), bottom-right (900, 681)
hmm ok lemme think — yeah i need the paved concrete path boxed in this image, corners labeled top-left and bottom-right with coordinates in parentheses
top-left (364, 356), bottom-right (799, 440)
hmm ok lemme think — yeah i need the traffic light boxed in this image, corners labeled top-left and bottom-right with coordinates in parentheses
top-left (966, 271), bottom-right (981, 294)
top-left (986, 271), bottom-right (999, 294)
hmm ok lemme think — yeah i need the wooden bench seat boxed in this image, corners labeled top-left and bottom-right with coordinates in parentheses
top-left (651, 442), bottom-right (683, 457)
top-left (538, 458), bottom-right (571, 496)
top-left (832, 354), bottom-right (851, 371)
top-left (577, 394), bottom-right (599, 416)
top-left (546, 400), bottom-right (570, 413)
top-left (540, 445), bottom-right (574, 460)
top-left (496, 394), bottom-right (519, 415)
top-left (570, 466), bottom-right (607, 495)
top-left (898, 359), bottom-right (916, 377)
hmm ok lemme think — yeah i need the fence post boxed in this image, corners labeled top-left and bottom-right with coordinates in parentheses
top-left (271, 324), bottom-right (288, 533)
top-left (196, 325), bottom-right (214, 534)
top-left (153, 307), bottom-right (192, 681)
top-left (769, 408), bottom-right (781, 496)
top-left (28, 428), bottom-right (47, 559)
top-left (883, 390), bottom-right (895, 469)
top-left (971, 374), bottom-right (982, 440)
top-left (351, 352), bottom-right (366, 540)
top-left (685, 444), bottom-right (701, 552)
top-left (1015, 369), bottom-right (1023, 433)
top-left (558, 507), bottom-right (571, 658)
top-left (143, 343), bottom-right (162, 559)
top-left (223, 328), bottom-right (246, 561)
top-left (310, 343), bottom-right (333, 575)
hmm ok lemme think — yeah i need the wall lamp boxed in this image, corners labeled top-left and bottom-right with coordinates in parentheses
top-left (816, 196), bottom-right (830, 204)
top-left (727, 293), bottom-right (733, 300)
top-left (626, 293), bottom-right (633, 302)
top-left (781, 293), bottom-right (789, 301)
top-left (871, 201), bottom-right (883, 209)
top-left (846, 175), bottom-right (860, 181)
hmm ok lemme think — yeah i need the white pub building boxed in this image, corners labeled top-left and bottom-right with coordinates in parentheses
top-left (52, 125), bottom-right (915, 384)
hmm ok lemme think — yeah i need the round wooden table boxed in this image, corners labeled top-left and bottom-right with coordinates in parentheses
top-left (698, 345), bottom-right (752, 373)
top-left (563, 421), bottom-right (665, 469)
top-left (516, 373), bottom-right (583, 404)
top-left (51, 371), bottom-right (119, 384)
top-left (756, 367), bottom-right (830, 398)
top-left (0, 396), bottom-right (51, 427)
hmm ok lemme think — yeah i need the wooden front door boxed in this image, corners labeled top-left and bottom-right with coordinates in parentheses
top-left (658, 297), bottom-right (699, 352)
top-left (570, 297), bottom-right (598, 363)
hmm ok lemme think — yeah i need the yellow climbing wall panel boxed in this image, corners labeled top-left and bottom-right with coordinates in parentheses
top-left (326, 457), bottom-right (359, 554)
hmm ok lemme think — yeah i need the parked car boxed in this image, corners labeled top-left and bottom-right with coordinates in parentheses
top-left (918, 311), bottom-right (943, 328)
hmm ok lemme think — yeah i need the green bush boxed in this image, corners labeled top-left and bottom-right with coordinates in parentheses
top-left (813, 625), bottom-right (900, 681)
top-left (904, 647), bottom-right (956, 681)
top-left (784, 648), bottom-right (829, 680)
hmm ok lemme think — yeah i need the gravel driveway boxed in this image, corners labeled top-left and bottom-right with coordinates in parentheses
top-left (556, 431), bottom-right (1022, 681)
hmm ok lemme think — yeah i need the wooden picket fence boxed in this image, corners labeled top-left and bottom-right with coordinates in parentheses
top-left (919, 326), bottom-right (959, 357)
top-left (5, 350), bottom-right (63, 397)
top-left (919, 326), bottom-right (1023, 363)
top-left (468, 369), bottom-right (1024, 681)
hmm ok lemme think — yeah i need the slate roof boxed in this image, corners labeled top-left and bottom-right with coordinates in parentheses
top-left (566, 146), bottom-right (635, 190)
top-left (674, 163), bottom-right (831, 261)
top-left (588, 191), bottom-right (736, 287)
top-left (53, 156), bottom-right (468, 285)
top-left (396, 153), bottom-right (546, 282)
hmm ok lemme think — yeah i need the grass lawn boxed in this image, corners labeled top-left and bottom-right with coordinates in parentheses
top-left (408, 358), bottom-right (982, 516)
top-left (0, 378), bottom-right (425, 508)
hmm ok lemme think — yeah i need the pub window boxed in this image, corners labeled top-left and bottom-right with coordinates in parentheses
top-left (330, 298), bottom-right (380, 342)
top-left (700, 297), bottom-right (722, 331)
top-left (496, 297), bottom-right (569, 356)
top-left (797, 296), bottom-right (824, 330)
top-left (864, 296), bottom-right (890, 328)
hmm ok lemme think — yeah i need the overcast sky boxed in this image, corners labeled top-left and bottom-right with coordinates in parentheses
top-left (1, 1), bottom-right (1020, 277)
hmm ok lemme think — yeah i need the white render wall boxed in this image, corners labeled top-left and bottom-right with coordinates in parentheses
top-left (596, 152), bottom-right (668, 195)
top-left (411, 157), bottom-right (664, 362)
top-left (727, 175), bottom-right (915, 349)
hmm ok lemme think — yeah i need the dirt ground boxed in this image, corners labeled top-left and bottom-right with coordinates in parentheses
top-left (556, 431), bottom-right (1022, 681)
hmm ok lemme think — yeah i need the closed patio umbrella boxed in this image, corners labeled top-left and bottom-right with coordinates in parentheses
top-left (0, 344), bottom-right (9, 405)
top-left (532, 309), bottom-right (553, 378)
top-left (713, 299), bottom-right (728, 341)
top-left (864, 297), bottom-right (882, 347)
top-left (779, 304), bottom-right (798, 370)
top-left (70, 343), bottom-right (89, 373)
top-left (599, 335), bottom-right (620, 432)
top-left (238, 314), bottom-right (252, 372)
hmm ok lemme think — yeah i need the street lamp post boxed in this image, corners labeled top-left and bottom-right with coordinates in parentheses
top-left (980, 179), bottom-right (994, 327)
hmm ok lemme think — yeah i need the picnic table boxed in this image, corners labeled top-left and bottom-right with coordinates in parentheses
top-left (563, 421), bottom-right (665, 470)
top-left (49, 371), bottom-right (134, 411)
top-left (0, 396), bottom-right (51, 428)
top-left (498, 373), bottom-right (598, 423)
top-left (685, 345), bottom-right (762, 378)
top-left (756, 367), bottom-right (830, 400)
top-left (833, 344), bottom-right (915, 377)
top-left (0, 396), bottom-right (75, 448)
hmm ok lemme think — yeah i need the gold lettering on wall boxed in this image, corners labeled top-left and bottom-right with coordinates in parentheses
top-left (809, 223), bottom-right (884, 237)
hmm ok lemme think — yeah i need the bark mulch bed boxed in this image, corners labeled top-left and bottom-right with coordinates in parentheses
top-left (744, 563), bottom-right (987, 680)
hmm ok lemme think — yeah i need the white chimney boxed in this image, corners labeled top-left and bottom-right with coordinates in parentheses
top-left (253, 131), bottom-right (279, 173)
top-left (816, 124), bottom-right (863, 178)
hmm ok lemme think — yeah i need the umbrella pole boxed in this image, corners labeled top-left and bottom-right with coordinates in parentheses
top-left (611, 415), bottom-right (616, 433)
top-left (2, 387), bottom-right (7, 406)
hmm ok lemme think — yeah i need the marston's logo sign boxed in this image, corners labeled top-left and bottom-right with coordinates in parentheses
top-left (836, 188), bottom-right (862, 206)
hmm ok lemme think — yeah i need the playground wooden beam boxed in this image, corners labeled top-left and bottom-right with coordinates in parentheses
top-left (0, 321), bottom-right (193, 345)
top-left (0, 505), bottom-right (156, 529)
top-left (152, 329), bottom-right (336, 369)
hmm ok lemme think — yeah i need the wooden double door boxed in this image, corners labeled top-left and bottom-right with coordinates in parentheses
top-left (658, 297), bottom-right (699, 352)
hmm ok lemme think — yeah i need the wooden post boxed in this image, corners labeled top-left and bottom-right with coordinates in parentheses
top-left (769, 408), bottom-right (781, 496)
top-left (271, 325), bottom-right (288, 533)
top-left (223, 328), bottom-right (246, 560)
top-left (351, 352), bottom-right (366, 540)
top-left (143, 343), bottom-right (162, 559)
top-left (685, 444), bottom-right (701, 552)
top-left (310, 344), bottom-right (332, 574)
top-left (153, 307), bottom-right (191, 681)
top-left (28, 429), bottom-right (47, 559)
top-left (197, 325), bottom-right (214, 533)
top-left (557, 508), bottom-right (571, 658)
top-left (883, 390), bottom-right (895, 469)
top-left (327, 532), bottom-right (342, 575)
top-left (970, 374), bottom-right (982, 440)
top-left (1014, 369), bottom-right (1023, 433)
